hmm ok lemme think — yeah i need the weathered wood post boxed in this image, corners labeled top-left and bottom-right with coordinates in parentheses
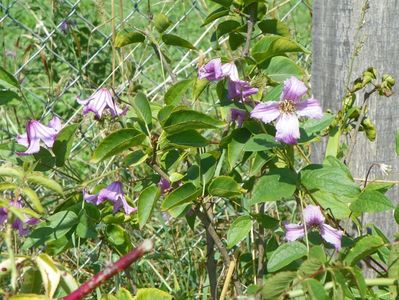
top-left (312, 1), bottom-right (399, 238)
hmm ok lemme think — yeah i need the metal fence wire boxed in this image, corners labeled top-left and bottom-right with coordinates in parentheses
top-left (0, 0), bottom-right (311, 296)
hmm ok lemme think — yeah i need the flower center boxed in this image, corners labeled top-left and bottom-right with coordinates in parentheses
top-left (279, 99), bottom-right (296, 113)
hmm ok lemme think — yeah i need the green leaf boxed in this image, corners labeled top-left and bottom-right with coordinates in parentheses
top-left (216, 20), bottom-right (241, 37)
top-left (388, 244), bottom-right (399, 297)
top-left (21, 187), bottom-right (44, 213)
top-left (310, 190), bottom-right (351, 220)
top-left (132, 92), bottom-right (152, 127)
top-left (133, 288), bottom-right (172, 300)
top-left (229, 32), bottom-right (245, 50)
top-left (302, 113), bottom-right (334, 136)
top-left (243, 133), bottom-right (281, 151)
top-left (193, 78), bottom-right (208, 100)
top-left (161, 183), bottom-right (200, 211)
top-left (394, 205), bottom-right (399, 224)
top-left (114, 31), bottom-right (145, 48)
top-left (300, 165), bottom-right (360, 197)
top-left (227, 128), bottom-right (252, 168)
top-left (252, 213), bottom-right (279, 229)
top-left (0, 90), bottom-right (21, 105)
top-left (105, 224), bottom-right (132, 254)
top-left (267, 242), bottom-right (307, 272)
top-left (305, 279), bottom-right (329, 300)
top-left (261, 56), bottom-right (303, 82)
top-left (0, 166), bottom-right (23, 180)
top-left (123, 150), bottom-right (148, 167)
top-left (53, 123), bottom-right (79, 167)
top-left (252, 36), bottom-right (306, 64)
top-left (138, 185), bottom-right (160, 229)
top-left (251, 168), bottom-right (297, 205)
top-left (261, 271), bottom-right (297, 300)
top-left (116, 288), bottom-right (134, 300)
top-left (208, 176), bottom-right (242, 198)
top-left (35, 253), bottom-right (61, 299)
top-left (162, 109), bottom-right (224, 133)
top-left (162, 34), bottom-right (196, 50)
top-left (343, 235), bottom-right (384, 266)
top-left (164, 79), bottom-right (194, 105)
top-left (0, 66), bottom-right (19, 88)
top-left (350, 190), bottom-right (393, 213)
top-left (210, 0), bottom-right (232, 7)
top-left (59, 271), bottom-right (79, 296)
top-left (202, 7), bottom-right (229, 26)
top-left (297, 258), bottom-right (323, 279)
top-left (20, 268), bottom-right (42, 294)
top-left (33, 147), bottom-right (55, 171)
top-left (91, 128), bottom-right (146, 163)
top-left (258, 19), bottom-right (290, 37)
top-left (9, 294), bottom-right (50, 300)
top-left (26, 173), bottom-right (63, 195)
top-left (227, 215), bottom-right (252, 248)
top-left (165, 130), bottom-right (209, 148)
top-left (153, 13), bottom-right (172, 33)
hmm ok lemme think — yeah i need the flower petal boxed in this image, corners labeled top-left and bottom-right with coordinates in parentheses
top-left (303, 205), bottom-right (325, 226)
top-left (198, 58), bottom-right (223, 81)
top-left (296, 97), bottom-right (323, 119)
top-left (250, 102), bottom-right (280, 124)
top-left (48, 116), bottom-right (62, 132)
top-left (221, 62), bottom-right (239, 81)
top-left (320, 223), bottom-right (343, 250)
top-left (281, 76), bottom-right (307, 102)
top-left (228, 80), bottom-right (258, 100)
top-left (31, 121), bottom-right (58, 148)
top-left (284, 223), bottom-right (305, 241)
top-left (275, 113), bottom-right (300, 144)
top-left (16, 133), bottom-right (29, 147)
top-left (83, 189), bottom-right (101, 205)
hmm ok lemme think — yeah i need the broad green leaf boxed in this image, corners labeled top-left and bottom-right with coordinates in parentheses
top-left (229, 32), bottom-right (245, 50)
top-left (193, 78), bottom-right (208, 100)
top-left (153, 13), bottom-right (172, 33)
top-left (343, 235), bottom-right (384, 266)
top-left (258, 19), bottom-right (290, 37)
top-left (91, 128), bottom-right (146, 163)
top-left (216, 20), bottom-right (241, 37)
top-left (208, 176), bottom-right (242, 198)
top-left (161, 183), bottom-right (200, 211)
top-left (311, 190), bottom-right (351, 220)
top-left (261, 271), bottom-right (297, 300)
top-left (26, 173), bottom-right (63, 195)
top-left (0, 90), bottom-right (21, 105)
top-left (33, 147), bottom-right (55, 171)
top-left (116, 288), bottom-right (134, 300)
top-left (105, 224), bottom-right (132, 254)
top-left (76, 205), bottom-right (100, 239)
top-left (305, 279), bottom-right (329, 300)
top-left (59, 271), bottom-right (79, 295)
top-left (227, 128), bottom-right (251, 168)
top-left (162, 109), bottom-right (224, 133)
top-left (115, 31), bottom-right (145, 48)
top-left (202, 7), bottom-right (229, 26)
top-left (162, 34), bottom-right (196, 50)
top-left (0, 66), bottom-right (19, 88)
top-left (243, 133), bottom-right (281, 151)
top-left (210, 0), bottom-right (232, 7)
top-left (165, 130), bottom-right (209, 148)
top-left (133, 288), bottom-right (172, 300)
top-left (0, 166), bottom-right (23, 180)
top-left (300, 165), bottom-right (360, 197)
top-left (395, 205), bottom-right (399, 224)
top-left (35, 253), bottom-right (61, 299)
top-left (21, 187), bottom-right (44, 213)
top-left (123, 150), bottom-right (148, 167)
top-left (301, 113), bottom-right (334, 137)
top-left (297, 258), bottom-right (323, 279)
top-left (200, 152), bottom-right (218, 185)
top-left (267, 241), bottom-right (307, 272)
top-left (164, 79), bottom-right (194, 105)
top-left (252, 36), bottom-right (306, 64)
top-left (227, 215), bottom-right (252, 248)
top-left (251, 168), bottom-right (297, 205)
top-left (20, 268), bottom-right (42, 294)
top-left (252, 213), bottom-right (279, 229)
top-left (138, 185), bottom-right (160, 229)
top-left (132, 92), bottom-right (152, 127)
top-left (53, 123), bottom-right (79, 167)
top-left (262, 56), bottom-right (303, 82)
top-left (350, 190), bottom-right (393, 213)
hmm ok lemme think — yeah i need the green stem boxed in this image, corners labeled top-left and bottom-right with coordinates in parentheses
top-left (5, 224), bottom-right (17, 292)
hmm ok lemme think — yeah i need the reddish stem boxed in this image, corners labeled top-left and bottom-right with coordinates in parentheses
top-left (64, 240), bottom-right (153, 300)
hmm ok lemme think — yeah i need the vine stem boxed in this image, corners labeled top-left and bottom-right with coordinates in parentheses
top-left (242, 3), bottom-right (257, 57)
top-left (64, 240), bottom-right (153, 300)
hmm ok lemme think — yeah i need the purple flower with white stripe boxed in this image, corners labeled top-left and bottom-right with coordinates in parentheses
top-left (16, 116), bottom-right (61, 156)
top-left (251, 76), bottom-right (322, 144)
top-left (230, 108), bottom-right (247, 128)
top-left (227, 80), bottom-right (258, 101)
top-left (284, 205), bottom-right (343, 250)
top-left (83, 181), bottom-right (136, 215)
top-left (198, 58), bottom-right (224, 81)
top-left (77, 88), bottom-right (128, 119)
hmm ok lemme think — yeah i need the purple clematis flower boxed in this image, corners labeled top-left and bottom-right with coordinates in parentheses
top-left (16, 116), bottom-right (61, 156)
top-left (230, 108), bottom-right (247, 128)
top-left (284, 205), bottom-right (343, 250)
top-left (0, 198), bottom-right (39, 236)
top-left (251, 76), bottom-right (323, 144)
top-left (83, 181), bottom-right (136, 215)
top-left (228, 80), bottom-right (258, 101)
top-left (77, 88), bottom-right (128, 119)
top-left (198, 58), bottom-right (224, 81)
top-left (158, 177), bottom-right (171, 194)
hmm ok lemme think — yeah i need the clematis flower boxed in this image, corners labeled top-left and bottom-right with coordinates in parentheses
top-left (230, 108), bottom-right (247, 128)
top-left (198, 58), bottom-right (224, 81)
top-left (0, 198), bottom-right (39, 236)
top-left (16, 116), bottom-right (61, 156)
top-left (250, 76), bottom-right (322, 144)
top-left (228, 80), bottom-right (258, 101)
top-left (83, 181), bottom-right (136, 215)
top-left (158, 177), bottom-right (171, 194)
top-left (221, 62), bottom-right (240, 81)
top-left (77, 88), bottom-right (128, 119)
top-left (284, 205), bottom-right (343, 250)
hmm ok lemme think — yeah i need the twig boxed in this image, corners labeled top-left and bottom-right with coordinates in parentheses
top-left (204, 202), bottom-right (218, 300)
top-left (256, 203), bottom-right (265, 287)
top-left (219, 260), bottom-right (236, 300)
top-left (242, 3), bottom-right (257, 57)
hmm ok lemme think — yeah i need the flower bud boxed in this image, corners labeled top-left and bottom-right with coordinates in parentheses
top-left (342, 93), bottom-right (355, 110)
top-left (382, 74), bottom-right (395, 87)
top-left (362, 118), bottom-right (376, 141)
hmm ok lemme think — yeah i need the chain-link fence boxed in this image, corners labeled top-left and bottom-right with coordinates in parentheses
top-left (1, 0), bottom-right (312, 296)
